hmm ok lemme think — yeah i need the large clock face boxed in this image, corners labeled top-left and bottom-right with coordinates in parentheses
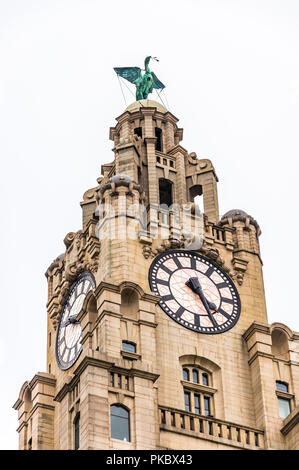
top-left (149, 250), bottom-right (241, 334)
top-left (56, 272), bottom-right (96, 370)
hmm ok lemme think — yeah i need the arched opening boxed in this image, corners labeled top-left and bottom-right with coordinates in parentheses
top-left (159, 179), bottom-right (173, 207)
top-left (155, 127), bottom-right (162, 152)
top-left (271, 329), bottom-right (289, 360)
top-left (120, 288), bottom-right (139, 317)
top-left (110, 405), bottom-right (130, 442)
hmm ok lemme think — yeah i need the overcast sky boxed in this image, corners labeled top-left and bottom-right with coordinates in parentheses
top-left (1, 0), bottom-right (299, 449)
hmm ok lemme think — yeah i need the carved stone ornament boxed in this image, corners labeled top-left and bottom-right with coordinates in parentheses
top-left (47, 224), bottom-right (100, 330)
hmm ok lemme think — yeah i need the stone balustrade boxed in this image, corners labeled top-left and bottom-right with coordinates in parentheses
top-left (159, 406), bottom-right (265, 450)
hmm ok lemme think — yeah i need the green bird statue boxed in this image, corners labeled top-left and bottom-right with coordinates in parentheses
top-left (114, 56), bottom-right (165, 101)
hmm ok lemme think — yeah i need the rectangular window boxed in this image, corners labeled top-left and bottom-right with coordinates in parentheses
top-left (278, 397), bottom-right (291, 418)
top-left (74, 415), bottom-right (80, 450)
top-left (110, 372), bottom-right (115, 387)
top-left (202, 373), bottom-right (209, 386)
top-left (204, 396), bottom-right (211, 416)
top-left (184, 391), bottom-right (191, 412)
top-left (194, 394), bottom-right (201, 414)
top-left (192, 369), bottom-right (199, 383)
top-left (122, 341), bottom-right (136, 353)
top-left (276, 381), bottom-right (288, 393)
top-left (180, 415), bottom-right (185, 429)
top-left (171, 412), bottom-right (175, 426)
top-left (117, 374), bottom-right (122, 388)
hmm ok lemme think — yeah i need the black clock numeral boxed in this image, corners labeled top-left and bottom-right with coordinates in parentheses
top-left (216, 281), bottom-right (228, 289)
top-left (173, 257), bottom-right (182, 269)
top-left (175, 306), bottom-right (185, 318)
top-left (160, 264), bottom-right (172, 275)
top-left (156, 279), bottom-right (169, 286)
top-left (194, 314), bottom-right (201, 326)
top-left (205, 266), bottom-right (214, 277)
top-left (161, 294), bottom-right (173, 302)
top-left (222, 297), bottom-right (234, 305)
top-left (191, 257), bottom-right (197, 270)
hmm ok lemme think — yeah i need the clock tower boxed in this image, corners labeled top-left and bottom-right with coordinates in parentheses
top-left (13, 99), bottom-right (299, 450)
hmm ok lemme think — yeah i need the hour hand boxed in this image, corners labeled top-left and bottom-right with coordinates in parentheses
top-left (186, 277), bottom-right (218, 328)
top-left (186, 277), bottom-right (201, 294)
top-left (62, 315), bottom-right (80, 327)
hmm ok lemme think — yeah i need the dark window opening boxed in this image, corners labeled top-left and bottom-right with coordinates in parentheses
top-left (194, 394), bottom-right (201, 415)
top-left (183, 368), bottom-right (190, 382)
top-left (28, 438), bottom-right (32, 451)
top-left (134, 127), bottom-right (142, 138)
top-left (192, 369), bottom-right (199, 384)
top-left (184, 391), bottom-right (191, 412)
top-left (110, 372), bottom-right (115, 387)
top-left (202, 373), bottom-right (209, 386)
top-left (204, 396), bottom-right (211, 416)
top-left (155, 127), bottom-right (162, 152)
top-left (110, 405), bottom-right (130, 441)
top-left (159, 179), bottom-right (173, 207)
top-left (189, 184), bottom-right (203, 201)
top-left (74, 414), bottom-right (80, 450)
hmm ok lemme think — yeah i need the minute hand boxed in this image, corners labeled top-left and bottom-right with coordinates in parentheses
top-left (186, 277), bottom-right (218, 327)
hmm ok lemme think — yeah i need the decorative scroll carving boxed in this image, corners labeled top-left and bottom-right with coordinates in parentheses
top-left (46, 222), bottom-right (100, 330)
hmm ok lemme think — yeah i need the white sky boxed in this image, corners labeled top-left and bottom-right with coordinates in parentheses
top-left (1, 0), bottom-right (299, 449)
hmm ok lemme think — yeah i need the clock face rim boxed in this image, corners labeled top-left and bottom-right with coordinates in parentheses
top-left (148, 249), bottom-right (241, 335)
top-left (55, 271), bottom-right (96, 370)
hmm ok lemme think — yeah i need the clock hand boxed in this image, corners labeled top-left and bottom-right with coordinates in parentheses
top-left (62, 314), bottom-right (80, 327)
top-left (185, 277), bottom-right (218, 327)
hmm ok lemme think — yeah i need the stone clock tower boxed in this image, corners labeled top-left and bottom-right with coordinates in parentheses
top-left (14, 99), bottom-right (299, 450)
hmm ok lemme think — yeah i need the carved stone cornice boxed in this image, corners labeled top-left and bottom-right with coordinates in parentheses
top-left (54, 354), bottom-right (159, 403)
top-left (242, 322), bottom-right (271, 343)
top-left (280, 407), bottom-right (299, 436)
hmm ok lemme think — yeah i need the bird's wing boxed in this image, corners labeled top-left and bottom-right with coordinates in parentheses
top-left (114, 67), bottom-right (141, 84)
top-left (151, 72), bottom-right (165, 89)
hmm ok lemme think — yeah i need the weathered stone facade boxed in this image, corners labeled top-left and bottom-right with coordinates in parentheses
top-left (13, 100), bottom-right (299, 450)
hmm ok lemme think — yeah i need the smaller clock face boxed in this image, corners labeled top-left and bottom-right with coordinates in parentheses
top-left (56, 272), bottom-right (95, 370)
top-left (149, 250), bottom-right (241, 334)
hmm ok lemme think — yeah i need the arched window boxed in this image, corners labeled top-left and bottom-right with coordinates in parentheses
top-left (192, 369), bottom-right (199, 384)
top-left (183, 368), bottom-right (190, 382)
top-left (110, 405), bottom-right (130, 441)
top-left (202, 373), bottom-right (209, 386)
top-left (74, 414), bottom-right (80, 450)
